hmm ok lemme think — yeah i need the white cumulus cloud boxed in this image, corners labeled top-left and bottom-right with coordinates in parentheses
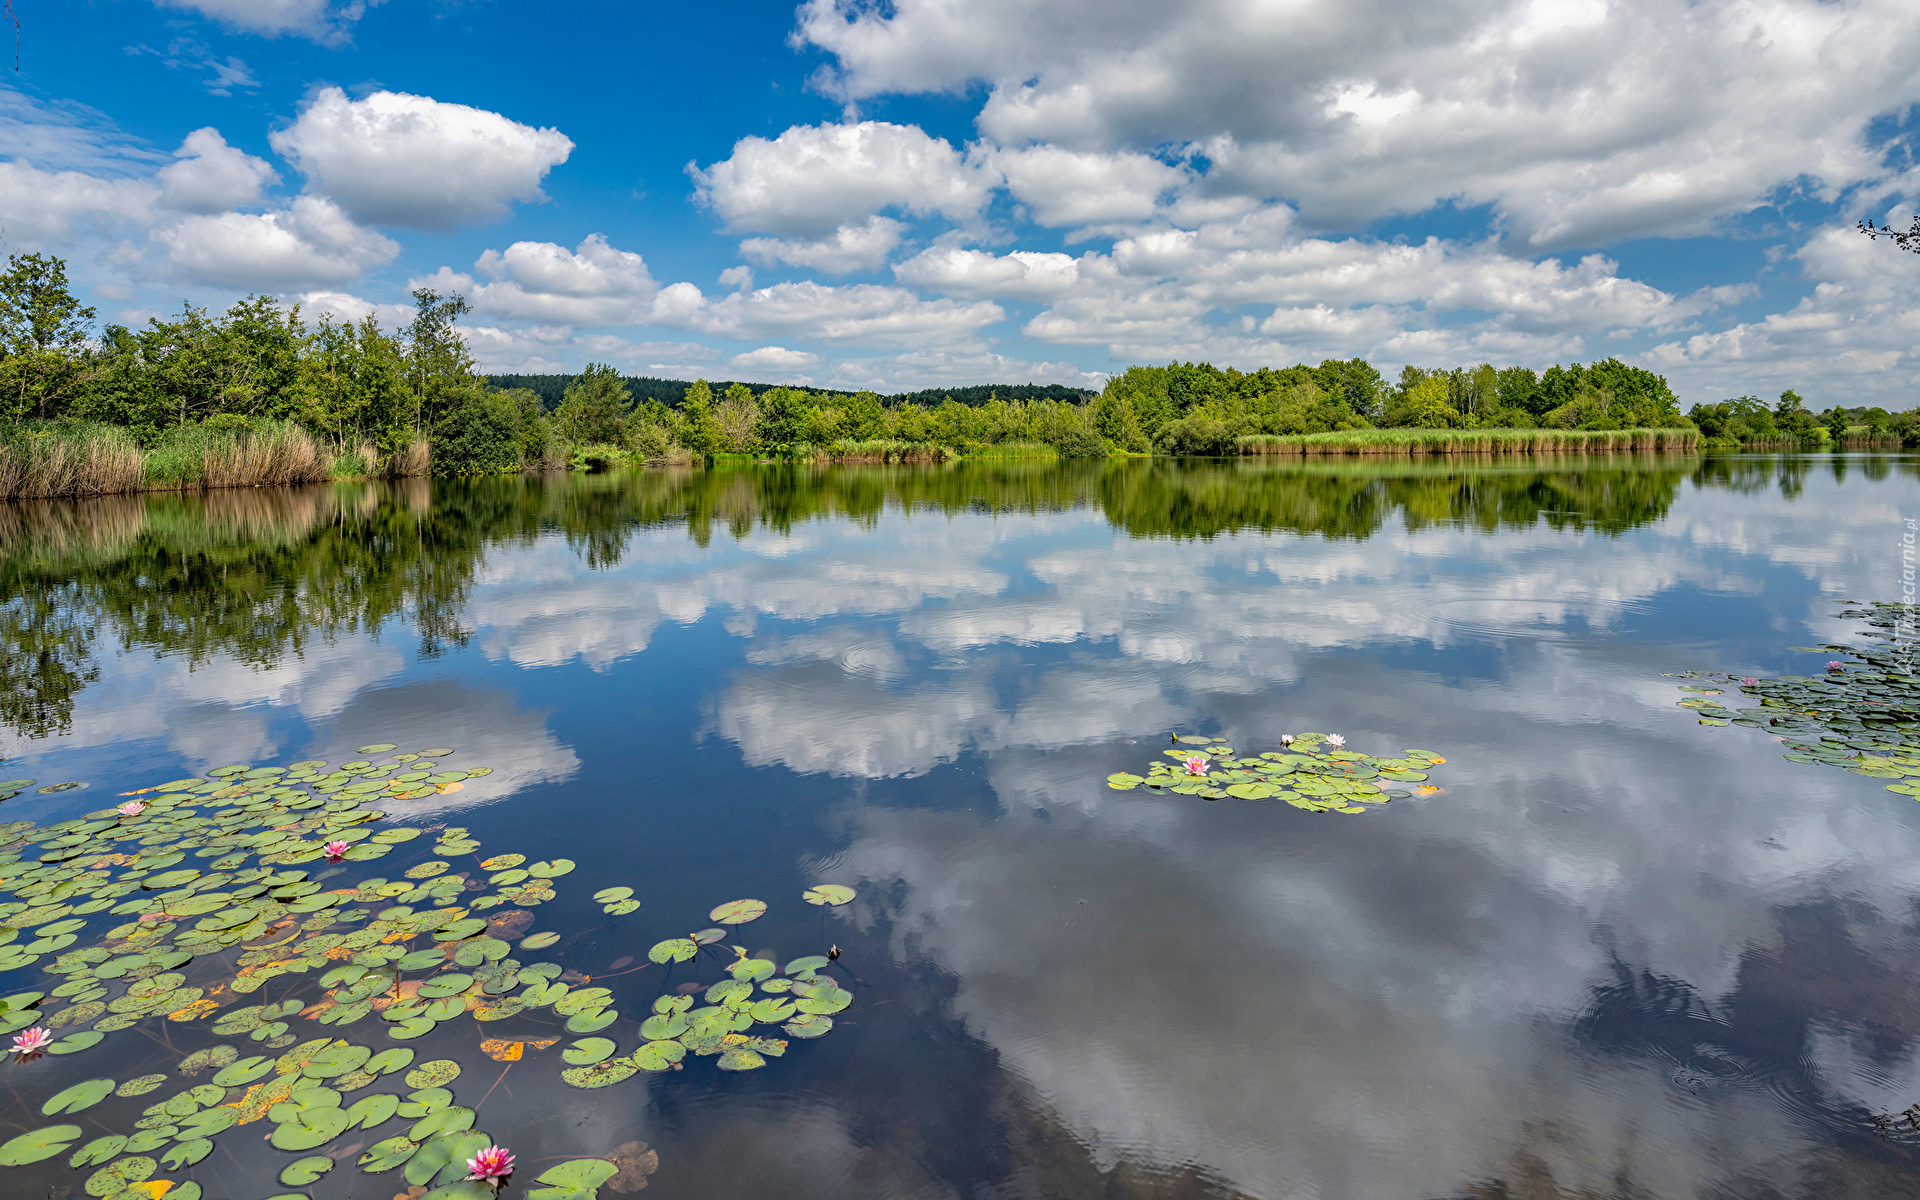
top-left (270, 87), bottom-right (574, 230)
top-left (691, 121), bottom-right (993, 237)
top-left (156, 195), bottom-right (399, 288)
top-left (740, 215), bottom-right (907, 275)
top-left (731, 346), bottom-right (823, 374)
top-left (650, 279), bottom-right (1004, 347)
top-left (158, 127), bottom-right (279, 214)
top-left (439, 233), bottom-right (659, 326)
top-left (795, 0), bottom-right (1920, 249)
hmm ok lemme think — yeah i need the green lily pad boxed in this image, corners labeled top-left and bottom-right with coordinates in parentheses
top-left (521, 931), bottom-right (560, 949)
top-left (390, 1016), bottom-right (437, 1039)
top-left (70, 1135), bottom-right (128, 1168)
top-left (603, 899), bottom-right (641, 915)
top-left (784, 1012), bottom-right (833, 1038)
top-left (592, 886), bottom-right (633, 903)
top-left (280, 1154), bottom-right (335, 1186)
top-left (405, 1059), bottom-right (461, 1088)
top-left (717, 1047), bottom-right (766, 1071)
top-left (84, 1154), bottom-right (156, 1196)
top-left (562, 1037), bottom-right (617, 1065)
top-left (639, 1012), bottom-right (689, 1040)
top-left (785, 955), bottom-right (830, 976)
top-left (710, 898), bottom-right (767, 925)
top-left (358, 744), bottom-right (398, 753)
top-left (560, 1057), bottom-right (638, 1089)
top-left (49, 1030), bottom-right (104, 1054)
top-left (566, 1009), bottom-right (618, 1034)
top-left (359, 1135), bottom-right (422, 1172)
top-left (648, 938), bottom-right (697, 964)
top-left (409, 1105), bottom-right (476, 1141)
top-left (632, 1039), bottom-right (686, 1071)
top-left (406, 1131), bottom-right (491, 1188)
top-left (212, 1055), bottom-right (274, 1086)
top-left (795, 985), bottom-right (853, 1015)
top-left (0, 1124), bottom-right (81, 1165)
top-left (531, 1158), bottom-right (619, 1199)
top-left (116, 1074), bottom-right (167, 1097)
top-left (270, 1103), bottom-right (352, 1150)
top-left (42, 1077), bottom-right (115, 1115)
top-left (163, 1137), bottom-right (215, 1168)
top-left (527, 859), bottom-right (575, 878)
top-left (346, 1091), bottom-right (400, 1129)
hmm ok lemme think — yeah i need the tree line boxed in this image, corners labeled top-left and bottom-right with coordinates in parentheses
top-left (2, 249), bottom-right (1896, 478)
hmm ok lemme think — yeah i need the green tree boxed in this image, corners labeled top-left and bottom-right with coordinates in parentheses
top-left (0, 252), bottom-right (98, 421)
top-left (435, 393), bottom-right (523, 474)
top-left (405, 289), bottom-right (484, 434)
top-left (554, 363), bottom-right (632, 445)
top-left (840, 390), bottom-right (884, 440)
top-left (679, 379), bottom-right (722, 454)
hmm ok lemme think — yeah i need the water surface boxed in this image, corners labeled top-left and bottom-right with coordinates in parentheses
top-left (4, 454), bottom-right (1920, 1200)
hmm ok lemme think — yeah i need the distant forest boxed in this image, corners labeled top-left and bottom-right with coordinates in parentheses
top-left (483, 374), bottom-right (1097, 411)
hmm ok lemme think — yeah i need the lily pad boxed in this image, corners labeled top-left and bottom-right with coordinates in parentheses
top-left (42, 1077), bottom-right (115, 1115)
top-left (784, 1013), bottom-right (833, 1038)
top-left (163, 1137), bottom-right (215, 1168)
top-left (802, 884), bottom-right (856, 906)
top-left (531, 1159), bottom-right (619, 1199)
top-left (116, 1074), bottom-right (168, 1097)
top-left (648, 938), bottom-right (697, 964)
top-left (710, 898), bottom-right (767, 925)
top-left (212, 1055), bottom-right (274, 1086)
top-left (279, 1155), bottom-right (335, 1186)
top-left (632, 1039), bottom-right (686, 1071)
top-left (49, 1030), bottom-right (104, 1054)
top-left (717, 1047), bottom-right (766, 1071)
top-left (406, 1058), bottom-right (462, 1088)
top-left (592, 886), bottom-right (634, 903)
top-left (560, 1057), bottom-right (638, 1089)
top-left (270, 1103), bottom-right (351, 1150)
top-left (0, 1124), bottom-right (81, 1166)
top-left (562, 1037), bottom-right (617, 1066)
top-left (359, 1135), bottom-right (422, 1172)
top-left (527, 859), bottom-right (575, 878)
top-left (406, 1131), bottom-right (491, 1188)
top-left (521, 931), bottom-right (560, 949)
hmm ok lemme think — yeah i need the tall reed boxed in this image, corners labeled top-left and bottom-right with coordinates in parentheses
top-left (144, 420), bottom-right (331, 489)
top-left (0, 423), bottom-right (147, 500)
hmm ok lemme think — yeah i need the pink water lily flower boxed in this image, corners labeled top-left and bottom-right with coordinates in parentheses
top-left (1183, 756), bottom-right (1210, 776)
top-left (11, 1026), bottom-right (51, 1055)
top-left (466, 1145), bottom-right (515, 1184)
top-left (1739, 678), bottom-right (1759, 686)
top-left (1827, 661), bottom-right (1846, 671)
top-left (323, 840), bottom-right (349, 860)
top-left (117, 800), bottom-right (146, 817)
top-left (1327, 734), bottom-right (1346, 748)
top-left (1279, 734), bottom-right (1295, 747)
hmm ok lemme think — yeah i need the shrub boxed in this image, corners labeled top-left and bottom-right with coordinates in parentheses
top-left (434, 395), bottom-right (522, 475)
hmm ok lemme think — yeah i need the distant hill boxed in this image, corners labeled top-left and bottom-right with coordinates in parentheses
top-left (484, 374), bottom-right (1097, 410)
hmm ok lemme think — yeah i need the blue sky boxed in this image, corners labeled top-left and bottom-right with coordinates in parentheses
top-left (8, 0), bottom-right (1920, 400)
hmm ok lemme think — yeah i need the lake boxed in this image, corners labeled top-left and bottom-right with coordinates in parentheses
top-left (2, 453), bottom-right (1919, 1200)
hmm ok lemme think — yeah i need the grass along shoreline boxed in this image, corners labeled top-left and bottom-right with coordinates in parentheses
top-left (0, 420), bottom-right (422, 500)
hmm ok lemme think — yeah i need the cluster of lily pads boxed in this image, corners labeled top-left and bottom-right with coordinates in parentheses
top-left (0, 745), bottom-right (861, 1200)
top-left (1104, 733), bottom-right (1448, 813)
top-left (1668, 602), bottom-right (1920, 796)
